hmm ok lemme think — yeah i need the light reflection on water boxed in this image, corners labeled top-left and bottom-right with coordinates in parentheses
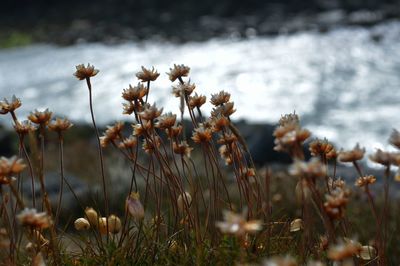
top-left (1, 21), bottom-right (400, 151)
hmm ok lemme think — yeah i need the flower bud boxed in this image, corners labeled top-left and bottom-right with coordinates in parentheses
top-left (85, 207), bottom-right (98, 226)
top-left (74, 218), bottom-right (90, 231)
top-left (107, 215), bottom-right (122, 234)
top-left (126, 192), bottom-right (145, 219)
top-left (98, 217), bottom-right (108, 235)
top-left (177, 192), bottom-right (192, 213)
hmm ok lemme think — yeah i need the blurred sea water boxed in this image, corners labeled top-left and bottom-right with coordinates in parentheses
top-left (1, 21), bottom-right (400, 151)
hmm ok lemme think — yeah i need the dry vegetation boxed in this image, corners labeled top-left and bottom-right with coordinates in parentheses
top-left (0, 63), bottom-right (399, 265)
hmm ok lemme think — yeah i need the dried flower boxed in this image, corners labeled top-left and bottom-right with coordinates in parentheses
top-left (122, 83), bottom-right (148, 102)
top-left (188, 93), bottom-right (206, 109)
top-left (28, 109), bottom-right (53, 125)
top-left (166, 125), bottom-right (183, 139)
top-left (172, 81), bottom-right (196, 97)
top-left (211, 115), bottom-right (230, 132)
top-left (74, 218), bottom-right (90, 231)
top-left (389, 129), bottom-right (400, 150)
top-left (0, 95), bottom-right (21, 114)
top-left (217, 133), bottom-right (237, 145)
top-left (192, 126), bottom-right (213, 143)
top-left (107, 215), bottom-right (122, 234)
top-left (210, 91), bottom-right (231, 106)
top-left (355, 175), bottom-right (376, 187)
top-left (369, 149), bottom-right (400, 166)
top-left (156, 112), bottom-right (176, 129)
top-left (84, 207), bottom-right (98, 226)
top-left (309, 138), bottom-right (337, 159)
top-left (142, 136), bottom-right (161, 154)
top-left (139, 103), bottom-right (163, 121)
top-left (0, 156), bottom-right (26, 184)
top-left (126, 192), bottom-right (145, 219)
top-left (14, 120), bottom-right (37, 136)
top-left (219, 145), bottom-right (233, 165)
top-left (211, 102), bottom-right (236, 117)
top-left (136, 66), bottom-right (160, 82)
top-left (324, 187), bottom-right (350, 219)
top-left (337, 143), bottom-right (365, 163)
top-left (74, 63), bottom-right (99, 80)
top-left (48, 117), bottom-right (73, 133)
top-left (132, 120), bottom-right (152, 136)
top-left (118, 136), bottom-right (137, 149)
top-left (289, 158), bottom-right (326, 179)
top-left (167, 64), bottom-right (190, 82)
top-left (173, 141), bottom-right (193, 157)
top-left (177, 192), bottom-right (192, 213)
top-left (216, 209), bottom-right (262, 236)
top-left (17, 208), bottom-right (51, 229)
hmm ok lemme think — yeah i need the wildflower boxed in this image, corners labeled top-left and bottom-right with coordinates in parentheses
top-left (142, 136), bottom-right (161, 154)
top-left (172, 81), bottom-right (196, 97)
top-left (118, 136), bottom-right (137, 149)
top-left (389, 129), bottom-right (400, 149)
top-left (327, 239), bottom-right (361, 260)
top-left (289, 158), bottom-right (326, 179)
top-left (263, 256), bottom-right (298, 266)
top-left (17, 208), bottom-right (51, 229)
top-left (0, 156), bottom-right (26, 184)
top-left (104, 122), bottom-right (124, 141)
top-left (166, 124), bottom-right (183, 138)
top-left (136, 66), bottom-right (160, 82)
top-left (210, 91), bottom-right (231, 106)
top-left (369, 149), bottom-right (400, 166)
top-left (107, 215), bottom-right (122, 234)
top-left (74, 218), bottom-right (90, 231)
top-left (290, 218), bottom-right (303, 232)
top-left (84, 207), bottom-right (98, 226)
top-left (217, 133), bottom-right (237, 145)
top-left (126, 192), bottom-right (145, 219)
top-left (188, 93), bottom-right (206, 110)
top-left (355, 175), bottom-right (376, 187)
top-left (177, 192), bottom-right (192, 213)
top-left (324, 187), bottom-right (350, 219)
top-left (73, 63), bottom-right (99, 80)
top-left (48, 117), bottom-right (73, 133)
top-left (122, 101), bottom-right (136, 115)
top-left (192, 126), bottom-right (213, 143)
top-left (211, 102), bottom-right (236, 117)
top-left (167, 64), bottom-right (190, 82)
top-left (139, 103), bottom-right (163, 121)
top-left (211, 115), bottom-right (229, 132)
top-left (122, 83), bottom-right (148, 102)
top-left (28, 109), bottom-right (52, 125)
top-left (0, 95), bottom-right (21, 115)
top-left (156, 112), bottom-right (177, 129)
top-left (309, 138), bottom-right (337, 159)
top-left (328, 177), bottom-right (346, 189)
top-left (337, 143), bottom-right (365, 163)
top-left (216, 209), bottom-right (262, 236)
top-left (173, 141), bottom-right (193, 157)
top-left (14, 120), bottom-right (37, 136)
top-left (98, 217), bottom-right (108, 235)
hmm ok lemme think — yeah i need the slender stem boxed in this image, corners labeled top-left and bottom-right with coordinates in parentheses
top-left (55, 134), bottom-right (65, 225)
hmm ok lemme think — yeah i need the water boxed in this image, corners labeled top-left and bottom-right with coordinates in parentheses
top-left (1, 21), bottom-right (400, 151)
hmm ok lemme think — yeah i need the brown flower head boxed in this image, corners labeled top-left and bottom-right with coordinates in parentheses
top-left (156, 112), bottom-right (177, 129)
top-left (28, 109), bottom-right (52, 125)
top-left (289, 158), bottom-right (326, 179)
top-left (355, 175), bottom-right (376, 187)
top-left (142, 136), bottom-right (161, 154)
top-left (337, 143), bottom-right (365, 163)
top-left (188, 93), bottom-right (206, 110)
top-left (136, 66), bottom-right (160, 82)
top-left (173, 141), bottom-right (193, 157)
top-left (309, 138), bottom-right (337, 159)
top-left (219, 145), bottom-right (233, 165)
top-left (217, 133), bottom-right (237, 145)
top-left (172, 81), bottom-right (196, 97)
top-left (192, 126), bottom-right (213, 143)
top-left (389, 129), bottom-right (400, 150)
top-left (0, 156), bottom-right (26, 184)
top-left (327, 239), bottom-right (361, 260)
top-left (210, 91), bottom-right (231, 106)
top-left (324, 187), bottom-right (350, 219)
top-left (17, 208), bottom-right (52, 229)
top-left (166, 124), bottom-right (183, 139)
top-left (211, 115), bottom-right (229, 132)
top-left (103, 122), bottom-right (124, 141)
top-left (211, 102), bottom-right (236, 117)
top-left (0, 95), bottom-right (21, 115)
top-left (48, 117), bottom-right (73, 133)
top-left (139, 103), bottom-right (163, 122)
top-left (369, 149), bottom-right (400, 166)
top-left (74, 63), bottom-right (99, 80)
top-left (122, 83), bottom-right (148, 102)
top-left (216, 209), bottom-right (262, 236)
top-left (14, 120), bottom-right (37, 136)
top-left (118, 136), bottom-right (138, 149)
top-left (122, 101), bottom-right (136, 115)
top-left (167, 64), bottom-right (190, 82)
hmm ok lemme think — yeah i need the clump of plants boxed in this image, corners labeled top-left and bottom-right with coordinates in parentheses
top-left (0, 63), bottom-right (399, 265)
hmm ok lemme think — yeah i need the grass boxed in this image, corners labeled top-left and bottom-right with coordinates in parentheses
top-left (0, 64), bottom-right (399, 265)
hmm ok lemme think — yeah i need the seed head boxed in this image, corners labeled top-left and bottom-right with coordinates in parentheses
top-left (211, 115), bottom-right (229, 132)
top-left (173, 141), bottom-right (193, 157)
top-left (172, 81), bottom-right (196, 97)
top-left (166, 124), bottom-right (183, 139)
top-left (74, 63), bottom-right (99, 80)
top-left (136, 66), bottom-right (160, 82)
top-left (355, 175), bottom-right (376, 187)
top-left (132, 120), bottom-right (153, 136)
top-left (122, 83), bottom-right (148, 102)
top-left (17, 208), bottom-right (52, 229)
top-left (309, 138), bottom-right (337, 159)
top-left (118, 136), bottom-right (137, 149)
top-left (210, 91), bottom-right (231, 106)
top-left (142, 136), bottom-right (161, 154)
top-left (188, 93), bottom-right (206, 110)
top-left (211, 102), bottom-right (236, 117)
top-left (167, 64), bottom-right (190, 82)
top-left (28, 109), bottom-right (52, 125)
top-left (0, 95), bottom-right (21, 115)
top-left (0, 156), bottom-right (26, 184)
top-left (48, 117), bottom-right (73, 133)
top-left (14, 120), bottom-right (37, 136)
top-left (337, 143), bottom-right (365, 163)
top-left (192, 126), bottom-right (213, 143)
top-left (324, 187), bottom-right (350, 219)
top-left (139, 103), bottom-right (163, 121)
top-left (74, 218), bottom-right (90, 231)
top-left (156, 112), bottom-right (176, 129)
top-left (126, 192), bottom-right (145, 219)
